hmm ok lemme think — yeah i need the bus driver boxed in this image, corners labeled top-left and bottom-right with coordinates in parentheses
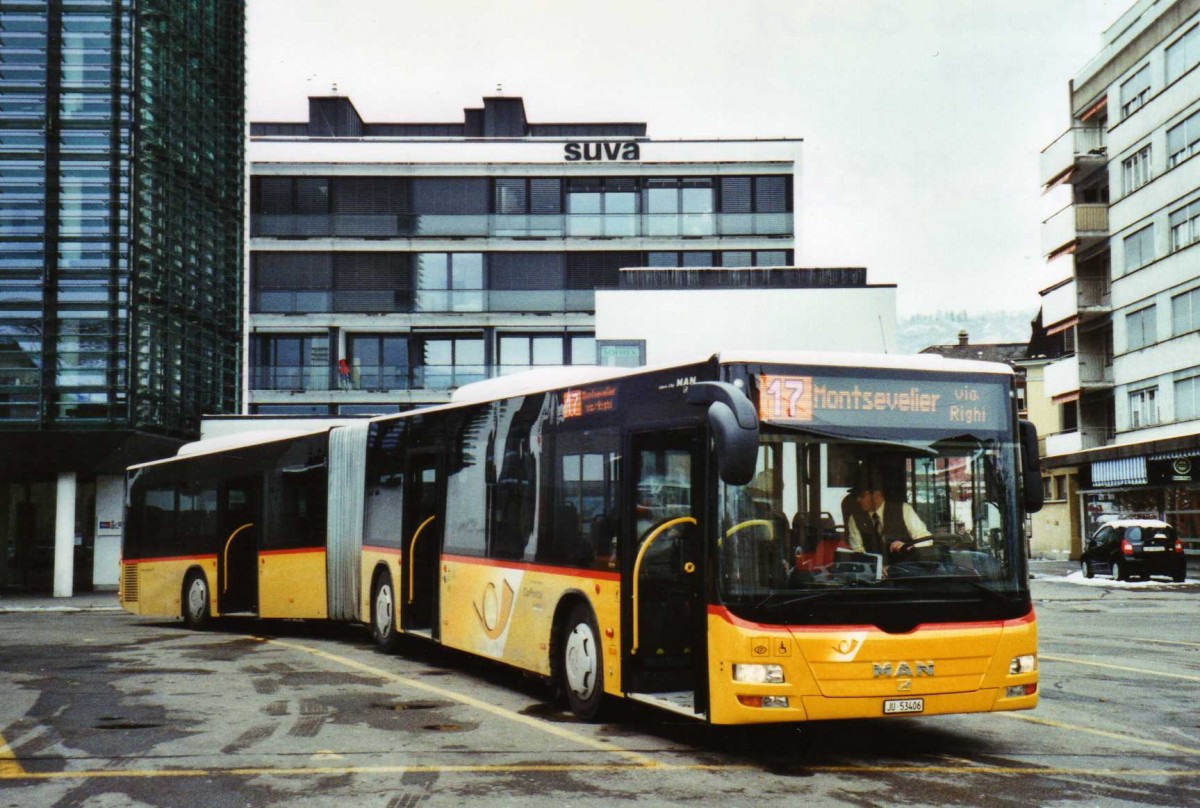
top-left (846, 482), bottom-right (932, 560)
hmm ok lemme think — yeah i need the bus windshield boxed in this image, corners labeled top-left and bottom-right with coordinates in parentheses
top-left (717, 429), bottom-right (1028, 628)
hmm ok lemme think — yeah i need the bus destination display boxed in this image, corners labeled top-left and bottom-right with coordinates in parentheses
top-left (758, 374), bottom-right (1008, 433)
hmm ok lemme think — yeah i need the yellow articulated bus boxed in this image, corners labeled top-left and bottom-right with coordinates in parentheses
top-left (121, 351), bottom-right (1044, 724)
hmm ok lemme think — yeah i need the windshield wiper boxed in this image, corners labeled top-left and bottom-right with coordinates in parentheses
top-left (891, 575), bottom-right (1017, 606)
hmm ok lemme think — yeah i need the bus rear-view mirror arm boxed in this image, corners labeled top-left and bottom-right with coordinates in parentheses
top-left (1018, 419), bottom-right (1043, 514)
top-left (687, 382), bottom-right (760, 486)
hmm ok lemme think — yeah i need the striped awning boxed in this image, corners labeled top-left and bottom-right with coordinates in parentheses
top-left (1149, 450), bottom-right (1200, 461)
top-left (1091, 456), bottom-right (1147, 487)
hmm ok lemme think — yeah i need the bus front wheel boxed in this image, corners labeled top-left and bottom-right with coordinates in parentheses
top-left (561, 603), bottom-right (604, 720)
top-left (181, 571), bottom-right (211, 630)
top-left (371, 574), bottom-right (401, 654)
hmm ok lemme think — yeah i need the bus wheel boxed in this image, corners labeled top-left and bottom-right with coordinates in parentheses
top-left (181, 571), bottom-right (211, 630)
top-left (561, 603), bottom-right (603, 720)
top-left (371, 574), bottom-right (401, 654)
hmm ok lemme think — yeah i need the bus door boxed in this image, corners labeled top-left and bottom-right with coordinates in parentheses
top-left (218, 476), bottom-right (260, 615)
top-left (402, 451), bottom-right (442, 637)
top-left (624, 430), bottom-right (707, 713)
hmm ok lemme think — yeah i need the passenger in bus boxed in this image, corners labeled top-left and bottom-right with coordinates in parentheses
top-left (845, 482), bottom-right (931, 561)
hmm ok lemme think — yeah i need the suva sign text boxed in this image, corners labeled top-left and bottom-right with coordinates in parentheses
top-left (563, 142), bottom-right (641, 161)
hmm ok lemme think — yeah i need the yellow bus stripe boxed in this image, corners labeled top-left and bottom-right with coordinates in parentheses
top-left (999, 713), bottom-right (1200, 756)
top-left (3, 763), bottom-right (1199, 781)
top-left (0, 732), bottom-right (26, 776)
top-left (262, 638), bottom-right (659, 768)
top-left (1041, 653), bottom-right (1200, 683)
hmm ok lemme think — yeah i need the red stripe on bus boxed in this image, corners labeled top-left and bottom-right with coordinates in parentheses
top-left (707, 604), bottom-right (1035, 633)
top-left (258, 547), bottom-right (325, 557)
top-left (442, 553), bottom-right (621, 582)
top-left (124, 554), bottom-right (218, 565)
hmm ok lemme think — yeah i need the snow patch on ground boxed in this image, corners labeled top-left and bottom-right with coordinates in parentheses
top-left (1043, 571), bottom-right (1194, 587)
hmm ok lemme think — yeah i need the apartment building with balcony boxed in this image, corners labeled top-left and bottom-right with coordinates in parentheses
top-left (247, 95), bottom-right (799, 416)
top-left (1038, 0), bottom-right (1200, 556)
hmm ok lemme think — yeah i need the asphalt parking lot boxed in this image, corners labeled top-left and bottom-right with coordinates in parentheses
top-left (0, 567), bottom-right (1196, 807)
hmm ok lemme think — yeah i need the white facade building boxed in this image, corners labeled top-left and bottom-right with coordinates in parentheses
top-left (1039, 0), bottom-right (1200, 555)
top-left (247, 96), bottom-right (802, 415)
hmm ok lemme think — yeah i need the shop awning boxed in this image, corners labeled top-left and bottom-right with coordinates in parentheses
top-left (1149, 449), bottom-right (1200, 461)
top-left (1091, 456), bottom-right (1147, 487)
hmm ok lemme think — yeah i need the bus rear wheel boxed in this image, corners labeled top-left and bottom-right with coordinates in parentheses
top-left (371, 574), bottom-right (401, 654)
top-left (181, 571), bottom-right (211, 630)
top-left (561, 603), bottom-right (603, 720)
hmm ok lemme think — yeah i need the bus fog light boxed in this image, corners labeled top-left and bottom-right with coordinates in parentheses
top-left (733, 663), bottom-right (784, 684)
top-left (1009, 654), bottom-right (1037, 675)
top-left (1006, 684), bottom-right (1037, 698)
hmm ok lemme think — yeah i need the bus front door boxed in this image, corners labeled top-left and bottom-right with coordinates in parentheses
top-left (624, 431), bottom-right (707, 715)
top-left (218, 477), bottom-right (259, 615)
top-left (402, 452), bottom-right (442, 637)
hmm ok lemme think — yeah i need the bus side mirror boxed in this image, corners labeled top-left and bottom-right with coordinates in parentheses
top-left (687, 382), bottom-right (759, 486)
top-left (1019, 419), bottom-right (1043, 514)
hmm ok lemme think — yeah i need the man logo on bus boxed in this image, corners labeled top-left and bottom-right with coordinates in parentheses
top-left (474, 579), bottom-right (516, 640)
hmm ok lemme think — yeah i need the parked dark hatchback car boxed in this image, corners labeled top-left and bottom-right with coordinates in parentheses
top-left (1081, 519), bottom-right (1187, 582)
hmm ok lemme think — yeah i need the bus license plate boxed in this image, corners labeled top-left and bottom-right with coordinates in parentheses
top-left (883, 698), bottom-right (924, 715)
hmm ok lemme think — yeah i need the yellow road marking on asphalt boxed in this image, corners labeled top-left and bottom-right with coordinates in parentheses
top-left (999, 713), bottom-right (1200, 756)
top-left (1041, 653), bottom-right (1200, 683)
top-left (2, 763), bottom-right (1199, 781)
top-left (0, 732), bottom-right (26, 776)
top-left (1131, 637), bottom-right (1200, 650)
top-left (262, 638), bottom-right (659, 768)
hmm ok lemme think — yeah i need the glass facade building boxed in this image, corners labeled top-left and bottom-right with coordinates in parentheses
top-left (0, 1), bottom-right (245, 594)
top-left (248, 96), bottom-right (799, 416)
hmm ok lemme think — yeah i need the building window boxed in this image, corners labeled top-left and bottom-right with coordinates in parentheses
top-left (498, 333), bottom-right (595, 374)
top-left (415, 253), bottom-right (484, 312)
top-left (1172, 287), bottom-right (1200, 335)
top-left (1169, 199), bottom-right (1200, 252)
top-left (566, 178), bottom-right (637, 237)
top-left (1122, 145), bottom-right (1152, 195)
top-left (251, 334), bottom-right (330, 391)
top-left (1174, 370), bottom-right (1200, 421)
top-left (1166, 25), bottom-right (1200, 85)
top-left (1167, 110), bottom-right (1200, 168)
top-left (346, 334), bottom-right (409, 391)
top-left (413, 335), bottom-right (484, 390)
top-left (251, 252), bottom-right (333, 313)
top-left (1119, 64), bottom-right (1150, 119)
top-left (1123, 224), bottom-right (1154, 272)
top-left (1129, 386), bottom-right (1159, 428)
top-left (494, 178), bottom-right (562, 214)
top-left (1053, 476), bottom-right (1068, 501)
top-left (1126, 304), bottom-right (1157, 351)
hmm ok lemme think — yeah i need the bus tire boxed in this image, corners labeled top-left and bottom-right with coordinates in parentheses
top-left (371, 573), bottom-right (401, 654)
top-left (181, 570), bottom-right (211, 630)
top-left (560, 602), bottom-right (604, 720)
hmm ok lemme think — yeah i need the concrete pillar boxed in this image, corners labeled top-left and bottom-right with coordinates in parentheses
top-left (93, 475), bottom-right (125, 590)
top-left (54, 472), bottom-right (77, 598)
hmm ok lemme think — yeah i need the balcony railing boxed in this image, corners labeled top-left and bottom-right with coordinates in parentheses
top-left (251, 212), bottom-right (794, 240)
top-left (1040, 126), bottom-right (1107, 187)
top-left (1044, 426), bottom-right (1114, 456)
top-left (253, 364), bottom-right (489, 393)
top-left (1042, 203), bottom-right (1108, 258)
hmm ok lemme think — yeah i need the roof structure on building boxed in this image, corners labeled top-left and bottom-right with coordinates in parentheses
top-left (919, 330), bottom-right (1030, 368)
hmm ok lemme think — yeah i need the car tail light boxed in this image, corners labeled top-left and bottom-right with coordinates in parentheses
top-left (1174, 538), bottom-right (1184, 554)
top-left (1121, 539), bottom-right (1134, 555)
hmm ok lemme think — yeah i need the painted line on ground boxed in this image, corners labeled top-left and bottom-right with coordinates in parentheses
top-left (999, 712), bottom-right (1200, 756)
top-left (261, 637), bottom-right (659, 768)
top-left (1041, 653), bottom-right (1200, 683)
top-left (1131, 637), bottom-right (1200, 650)
top-left (1, 762), bottom-right (1198, 782)
top-left (0, 731), bottom-right (26, 776)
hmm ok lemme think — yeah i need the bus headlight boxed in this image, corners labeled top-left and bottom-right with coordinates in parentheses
top-left (1009, 654), bottom-right (1037, 674)
top-left (733, 663), bottom-right (785, 684)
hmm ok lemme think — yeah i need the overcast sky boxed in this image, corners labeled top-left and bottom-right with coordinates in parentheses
top-left (246, 0), bottom-right (1131, 317)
